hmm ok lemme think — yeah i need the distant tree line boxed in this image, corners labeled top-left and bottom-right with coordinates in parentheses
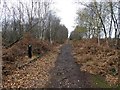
top-left (70, 26), bottom-right (87, 40)
top-left (70, 0), bottom-right (120, 47)
top-left (1, 0), bottom-right (68, 47)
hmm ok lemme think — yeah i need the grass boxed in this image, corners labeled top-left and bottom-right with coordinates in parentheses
top-left (92, 75), bottom-right (117, 88)
top-left (116, 84), bottom-right (120, 89)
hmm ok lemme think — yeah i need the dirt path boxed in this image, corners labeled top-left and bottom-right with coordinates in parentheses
top-left (46, 44), bottom-right (93, 88)
top-left (3, 44), bottom-right (94, 88)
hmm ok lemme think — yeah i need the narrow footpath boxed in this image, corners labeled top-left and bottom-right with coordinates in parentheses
top-left (46, 44), bottom-right (93, 88)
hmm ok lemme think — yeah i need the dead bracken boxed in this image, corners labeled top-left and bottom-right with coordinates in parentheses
top-left (72, 39), bottom-right (119, 86)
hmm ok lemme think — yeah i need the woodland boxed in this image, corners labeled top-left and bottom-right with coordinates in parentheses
top-left (1, 0), bottom-right (120, 88)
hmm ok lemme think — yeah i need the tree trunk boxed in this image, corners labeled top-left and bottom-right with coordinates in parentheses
top-left (117, 1), bottom-right (120, 48)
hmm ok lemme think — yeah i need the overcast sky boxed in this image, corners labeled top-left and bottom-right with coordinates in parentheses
top-left (51, 0), bottom-right (78, 36)
top-left (51, 0), bottom-right (87, 36)
top-left (0, 0), bottom-right (118, 33)
top-left (51, 0), bottom-right (118, 36)
top-left (0, 0), bottom-right (86, 33)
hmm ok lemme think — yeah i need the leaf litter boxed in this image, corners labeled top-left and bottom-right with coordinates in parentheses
top-left (72, 39), bottom-right (119, 86)
top-left (2, 33), bottom-right (61, 88)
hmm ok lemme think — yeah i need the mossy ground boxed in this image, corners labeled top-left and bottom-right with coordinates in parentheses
top-left (92, 75), bottom-right (119, 88)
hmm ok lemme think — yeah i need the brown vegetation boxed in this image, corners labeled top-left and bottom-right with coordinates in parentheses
top-left (2, 33), bottom-right (51, 76)
top-left (2, 45), bottom-right (60, 88)
top-left (72, 39), bottom-right (120, 86)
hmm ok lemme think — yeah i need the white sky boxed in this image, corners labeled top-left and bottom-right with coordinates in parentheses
top-left (0, 0), bottom-right (86, 34)
top-left (51, 0), bottom-right (86, 36)
top-left (51, 0), bottom-right (118, 37)
top-left (0, 0), bottom-right (119, 34)
top-left (0, 0), bottom-right (87, 33)
top-left (51, 0), bottom-right (77, 36)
